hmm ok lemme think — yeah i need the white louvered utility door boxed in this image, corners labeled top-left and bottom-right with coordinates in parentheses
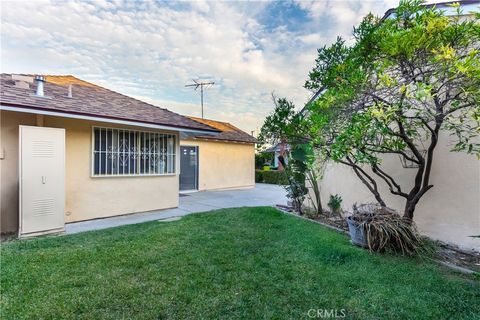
top-left (19, 125), bottom-right (65, 237)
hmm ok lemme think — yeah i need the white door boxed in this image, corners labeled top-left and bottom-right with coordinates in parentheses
top-left (19, 126), bottom-right (65, 237)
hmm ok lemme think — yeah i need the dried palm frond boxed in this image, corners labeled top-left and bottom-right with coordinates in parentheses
top-left (350, 205), bottom-right (425, 255)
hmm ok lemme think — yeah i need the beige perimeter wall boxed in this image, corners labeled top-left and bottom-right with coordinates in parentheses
top-left (181, 139), bottom-right (255, 191)
top-left (1, 111), bottom-right (179, 233)
top-left (315, 131), bottom-right (480, 250)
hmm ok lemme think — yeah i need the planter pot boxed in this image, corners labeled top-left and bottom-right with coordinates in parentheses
top-left (346, 216), bottom-right (368, 248)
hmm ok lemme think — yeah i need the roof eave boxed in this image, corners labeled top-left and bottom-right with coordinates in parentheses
top-left (187, 136), bottom-right (257, 144)
top-left (0, 103), bottom-right (221, 135)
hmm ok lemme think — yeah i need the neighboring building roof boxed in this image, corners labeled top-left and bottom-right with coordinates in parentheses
top-left (383, 0), bottom-right (479, 20)
top-left (264, 143), bottom-right (291, 153)
top-left (0, 74), bottom-right (219, 133)
top-left (187, 116), bottom-right (258, 144)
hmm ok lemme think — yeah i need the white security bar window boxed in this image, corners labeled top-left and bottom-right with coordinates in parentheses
top-left (93, 127), bottom-right (176, 176)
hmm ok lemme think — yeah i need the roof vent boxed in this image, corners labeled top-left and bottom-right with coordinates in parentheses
top-left (35, 75), bottom-right (45, 97)
top-left (67, 84), bottom-right (73, 98)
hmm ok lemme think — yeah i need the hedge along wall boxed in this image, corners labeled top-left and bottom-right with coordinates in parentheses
top-left (255, 170), bottom-right (288, 185)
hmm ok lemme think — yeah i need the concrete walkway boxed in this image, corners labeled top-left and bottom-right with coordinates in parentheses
top-left (65, 183), bottom-right (287, 234)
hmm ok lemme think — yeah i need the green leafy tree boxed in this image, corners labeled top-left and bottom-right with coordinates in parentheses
top-left (258, 96), bottom-right (300, 148)
top-left (305, 0), bottom-right (480, 219)
top-left (259, 97), bottom-right (324, 215)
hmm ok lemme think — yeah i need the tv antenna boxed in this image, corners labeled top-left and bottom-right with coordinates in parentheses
top-left (185, 79), bottom-right (215, 118)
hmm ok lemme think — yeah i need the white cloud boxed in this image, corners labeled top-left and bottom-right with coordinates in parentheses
top-left (1, 0), bottom-right (402, 134)
top-left (190, 0), bottom-right (210, 13)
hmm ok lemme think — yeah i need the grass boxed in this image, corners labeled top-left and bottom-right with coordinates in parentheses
top-left (1, 207), bottom-right (479, 319)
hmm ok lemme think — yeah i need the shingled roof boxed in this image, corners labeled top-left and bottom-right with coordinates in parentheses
top-left (0, 74), bottom-right (219, 133)
top-left (188, 116), bottom-right (257, 144)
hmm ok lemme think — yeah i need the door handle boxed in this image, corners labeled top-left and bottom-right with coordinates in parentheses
top-left (42, 176), bottom-right (46, 184)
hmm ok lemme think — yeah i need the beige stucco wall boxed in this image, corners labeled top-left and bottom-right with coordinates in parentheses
top-left (1, 111), bottom-right (36, 233)
top-left (315, 132), bottom-right (480, 250)
top-left (180, 139), bottom-right (255, 191)
top-left (1, 110), bottom-right (179, 233)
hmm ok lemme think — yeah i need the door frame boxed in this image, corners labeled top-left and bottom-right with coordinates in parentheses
top-left (19, 125), bottom-right (66, 238)
top-left (179, 145), bottom-right (199, 192)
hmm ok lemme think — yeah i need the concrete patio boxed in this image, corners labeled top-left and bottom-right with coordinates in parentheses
top-left (66, 183), bottom-right (287, 234)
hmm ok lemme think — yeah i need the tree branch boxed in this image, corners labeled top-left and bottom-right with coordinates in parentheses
top-left (336, 156), bottom-right (387, 207)
top-left (372, 163), bottom-right (409, 198)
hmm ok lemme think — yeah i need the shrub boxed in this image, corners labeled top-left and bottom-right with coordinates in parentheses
top-left (264, 170), bottom-right (289, 185)
top-left (328, 194), bottom-right (343, 215)
top-left (285, 178), bottom-right (308, 212)
top-left (255, 170), bottom-right (288, 185)
top-left (255, 170), bottom-right (264, 183)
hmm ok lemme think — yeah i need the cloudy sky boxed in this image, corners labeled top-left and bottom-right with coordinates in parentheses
top-left (1, 0), bottom-right (404, 134)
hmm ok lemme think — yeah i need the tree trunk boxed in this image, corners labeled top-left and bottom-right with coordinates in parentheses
top-left (316, 194), bottom-right (323, 216)
top-left (296, 199), bottom-right (304, 215)
top-left (306, 169), bottom-right (323, 215)
top-left (403, 200), bottom-right (417, 220)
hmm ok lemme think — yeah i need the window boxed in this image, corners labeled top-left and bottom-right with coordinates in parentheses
top-left (92, 127), bottom-right (176, 176)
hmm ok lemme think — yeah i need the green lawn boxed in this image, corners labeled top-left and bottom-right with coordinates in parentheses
top-left (1, 207), bottom-right (479, 319)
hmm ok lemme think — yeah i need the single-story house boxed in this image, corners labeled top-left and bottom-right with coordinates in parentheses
top-left (0, 74), bottom-right (256, 237)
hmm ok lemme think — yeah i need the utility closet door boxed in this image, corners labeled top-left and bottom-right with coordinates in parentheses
top-left (19, 126), bottom-right (65, 237)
